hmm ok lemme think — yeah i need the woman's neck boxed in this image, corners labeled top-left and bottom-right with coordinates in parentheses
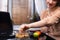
top-left (48, 6), bottom-right (58, 12)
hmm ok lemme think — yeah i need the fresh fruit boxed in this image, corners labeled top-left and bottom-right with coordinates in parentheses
top-left (33, 31), bottom-right (41, 38)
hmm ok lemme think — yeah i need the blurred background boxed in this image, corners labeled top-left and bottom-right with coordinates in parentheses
top-left (0, 0), bottom-right (47, 40)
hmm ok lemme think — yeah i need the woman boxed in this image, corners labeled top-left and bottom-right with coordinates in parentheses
top-left (19, 0), bottom-right (60, 40)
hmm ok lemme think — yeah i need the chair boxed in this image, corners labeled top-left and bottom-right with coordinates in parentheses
top-left (0, 11), bottom-right (15, 40)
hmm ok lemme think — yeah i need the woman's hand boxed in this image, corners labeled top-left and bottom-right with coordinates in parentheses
top-left (19, 24), bottom-right (30, 33)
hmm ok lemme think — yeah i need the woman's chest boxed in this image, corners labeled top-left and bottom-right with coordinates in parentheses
top-left (42, 11), bottom-right (57, 19)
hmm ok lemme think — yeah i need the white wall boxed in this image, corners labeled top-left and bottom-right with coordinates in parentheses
top-left (0, 0), bottom-right (7, 12)
top-left (8, 0), bottom-right (12, 18)
top-left (29, 0), bottom-right (47, 17)
top-left (35, 0), bottom-right (47, 15)
top-left (29, 0), bottom-right (34, 19)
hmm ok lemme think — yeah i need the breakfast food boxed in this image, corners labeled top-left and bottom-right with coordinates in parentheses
top-left (15, 32), bottom-right (29, 38)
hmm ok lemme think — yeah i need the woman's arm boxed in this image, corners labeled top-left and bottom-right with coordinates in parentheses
top-left (28, 11), bottom-right (60, 28)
